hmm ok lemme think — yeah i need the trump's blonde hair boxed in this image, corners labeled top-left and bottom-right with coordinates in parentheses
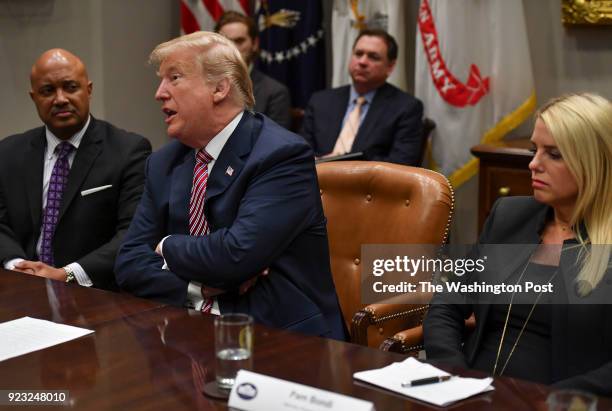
top-left (537, 92), bottom-right (612, 295)
top-left (149, 31), bottom-right (255, 109)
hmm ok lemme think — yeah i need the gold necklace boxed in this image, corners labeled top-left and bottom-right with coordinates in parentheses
top-left (492, 261), bottom-right (559, 376)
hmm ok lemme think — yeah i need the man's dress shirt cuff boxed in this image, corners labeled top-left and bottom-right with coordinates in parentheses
top-left (159, 235), bottom-right (171, 269)
top-left (186, 281), bottom-right (220, 315)
top-left (66, 262), bottom-right (93, 287)
top-left (4, 258), bottom-right (24, 270)
top-left (5, 258), bottom-right (92, 287)
top-left (162, 238), bottom-right (219, 315)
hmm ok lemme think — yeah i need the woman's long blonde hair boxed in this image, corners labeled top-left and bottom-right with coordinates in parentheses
top-left (537, 93), bottom-right (612, 295)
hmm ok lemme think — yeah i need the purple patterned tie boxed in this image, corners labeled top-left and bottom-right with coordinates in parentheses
top-left (39, 142), bottom-right (74, 266)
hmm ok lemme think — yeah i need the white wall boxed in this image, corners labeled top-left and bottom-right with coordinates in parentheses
top-left (510, 0), bottom-right (612, 138)
top-left (0, 0), bottom-right (178, 149)
top-left (525, 0), bottom-right (612, 103)
top-left (99, 0), bottom-right (178, 148)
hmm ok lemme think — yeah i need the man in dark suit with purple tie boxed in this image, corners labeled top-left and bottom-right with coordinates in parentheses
top-left (0, 49), bottom-right (151, 290)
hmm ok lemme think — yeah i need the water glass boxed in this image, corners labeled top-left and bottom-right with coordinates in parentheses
top-left (547, 390), bottom-right (597, 411)
top-left (214, 313), bottom-right (253, 390)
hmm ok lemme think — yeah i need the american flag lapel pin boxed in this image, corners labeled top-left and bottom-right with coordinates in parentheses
top-left (226, 165), bottom-right (234, 176)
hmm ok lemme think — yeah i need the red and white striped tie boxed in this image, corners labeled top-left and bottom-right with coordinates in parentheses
top-left (189, 149), bottom-right (215, 313)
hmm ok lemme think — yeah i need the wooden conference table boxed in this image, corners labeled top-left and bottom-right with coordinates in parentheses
top-left (1, 269), bottom-right (610, 411)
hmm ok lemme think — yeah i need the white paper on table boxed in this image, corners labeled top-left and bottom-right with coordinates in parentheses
top-left (0, 316), bottom-right (94, 362)
top-left (353, 357), bottom-right (494, 407)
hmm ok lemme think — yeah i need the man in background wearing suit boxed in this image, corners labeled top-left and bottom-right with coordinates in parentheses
top-left (215, 11), bottom-right (292, 129)
top-left (0, 49), bottom-right (151, 290)
top-left (115, 32), bottom-right (345, 340)
top-left (301, 29), bottom-right (424, 166)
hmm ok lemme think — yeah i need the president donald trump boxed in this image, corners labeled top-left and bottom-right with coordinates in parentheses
top-left (115, 32), bottom-right (345, 340)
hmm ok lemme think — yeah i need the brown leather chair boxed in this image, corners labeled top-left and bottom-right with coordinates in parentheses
top-left (316, 161), bottom-right (454, 347)
top-left (382, 315), bottom-right (477, 356)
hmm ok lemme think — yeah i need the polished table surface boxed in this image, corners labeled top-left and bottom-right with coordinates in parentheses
top-left (1, 269), bottom-right (610, 411)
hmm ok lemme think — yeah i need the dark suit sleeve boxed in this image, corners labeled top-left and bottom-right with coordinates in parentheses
top-left (424, 290), bottom-right (472, 369)
top-left (373, 98), bottom-right (424, 166)
top-left (553, 362), bottom-right (612, 397)
top-left (0, 178), bottom-right (27, 264)
top-left (75, 137), bottom-right (151, 288)
top-left (114, 157), bottom-right (190, 306)
top-left (423, 199), bottom-right (501, 368)
top-left (300, 96), bottom-right (318, 153)
top-left (265, 84), bottom-right (292, 130)
top-left (162, 142), bottom-right (318, 289)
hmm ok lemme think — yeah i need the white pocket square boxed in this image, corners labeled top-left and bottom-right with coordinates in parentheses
top-left (81, 185), bottom-right (112, 196)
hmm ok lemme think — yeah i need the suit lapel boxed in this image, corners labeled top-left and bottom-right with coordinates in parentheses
top-left (58, 120), bottom-right (103, 221)
top-left (499, 244), bottom-right (538, 284)
top-left (485, 204), bottom-right (544, 285)
top-left (469, 206), bottom-right (546, 364)
top-left (467, 243), bottom-right (538, 365)
top-left (206, 112), bottom-right (260, 202)
top-left (352, 83), bottom-right (389, 152)
top-left (328, 87), bottom-right (350, 148)
top-left (25, 129), bottom-right (46, 229)
top-left (169, 113), bottom-right (261, 233)
top-left (169, 148), bottom-right (195, 235)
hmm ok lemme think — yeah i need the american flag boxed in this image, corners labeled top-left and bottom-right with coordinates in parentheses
top-left (180, 0), bottom-right (249, 33)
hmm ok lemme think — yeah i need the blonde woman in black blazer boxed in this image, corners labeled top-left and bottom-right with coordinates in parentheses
top-left (424, 93), bottom-right (612, 396)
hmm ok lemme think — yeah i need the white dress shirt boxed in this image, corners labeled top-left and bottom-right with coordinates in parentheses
top-left (160, 111), bottom-right (244, 314)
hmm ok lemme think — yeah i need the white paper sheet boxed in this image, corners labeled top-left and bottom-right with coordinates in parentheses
top-left (353, 357), bottom-right (494, 407)
top-left (0, 317), bottom-right (94, 362)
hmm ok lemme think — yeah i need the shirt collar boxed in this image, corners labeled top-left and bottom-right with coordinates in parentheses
top-left (200, 111), bottom-right (244, 160)
top-left (44, 115), bottom-right (91, 157)
top-left (349, 85), bottom-right (377, 106)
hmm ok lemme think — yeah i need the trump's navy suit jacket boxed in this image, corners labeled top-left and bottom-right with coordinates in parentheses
top-left (115, 112), bottom-right (345, 340)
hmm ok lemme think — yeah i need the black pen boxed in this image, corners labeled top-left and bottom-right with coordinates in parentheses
top-left (401, 375), bottom-right (452, 387)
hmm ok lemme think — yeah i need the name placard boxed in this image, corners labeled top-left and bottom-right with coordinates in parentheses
top-left (228, 370), bottom-right (375, 411)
